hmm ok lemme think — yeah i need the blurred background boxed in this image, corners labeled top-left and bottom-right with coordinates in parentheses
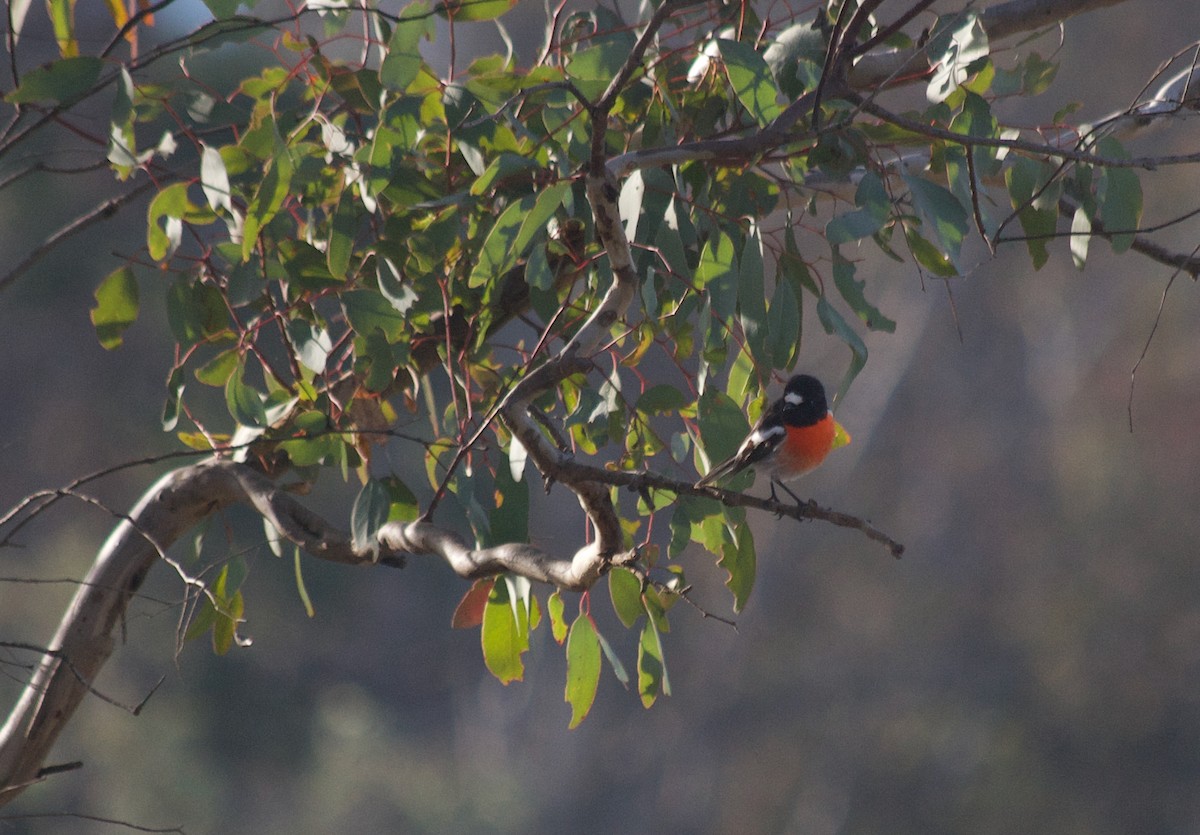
top-left (3, 1), bottom-right (1200, 832)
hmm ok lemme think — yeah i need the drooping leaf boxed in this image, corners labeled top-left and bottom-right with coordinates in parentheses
top-left (293, 547), bottom-right (315, 618)
top-left (766, 276), bottom-right (800, 370)
top-left (481, 578), bottom-right (528, 684)
top-left (1005, 156), bottom-right (1058, 270)
top-left (695, 229), bottom-right (739, 322)
top-left (225, 363), bottom-right (268, 428)
top-left (832, 253), bottom-right (896, 333)
top-left (565, 611), bottom-right (601, 728)
top-left (1096, 137), bottom-right (1142, 254)
top-left (90, 266), bottom-right (139, 350)
top-left (719, 523), bottom-right (756, 613)
top-left (200, 144), bottom-right (233, 213)
top-left (816, 296), bottom-right (868, 397)
top-left (350, 478), bottom-right (391, 555)
top-left (547, 590), bottom-right (568, 644)
top-left (608, 567), bottom-right (644, 628)
top-left (596, 629), bottom-right (630, 686)
top-left (452, 578), bottom-right (495, 629)
top-left (636, 619), bottom-right (669, 708)
top-left (904, 174), bottom-right (968, 265)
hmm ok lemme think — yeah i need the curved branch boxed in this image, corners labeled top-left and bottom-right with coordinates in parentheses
top-left (0, 455), bottom-right (638, 805)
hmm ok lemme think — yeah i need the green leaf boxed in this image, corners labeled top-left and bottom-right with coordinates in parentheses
top-left (148, 183), bottom-right (214, 261)
top-left (481, 578), bottom-right (527, 684)
top-left (719, 524), bottom-right (756, 613)
top-left (211, 589), bottom-right (244, 655)
top-left (90, 266), bottom-right (139, 350)
top-left (596, 629), bottom-right (630, 686)
top-left (817, 296), bottom-right (867, 397)
top-left (609, 567), bottom-right (644, 628)
top-left (832, 253), bottom-right (896, 332)
top-left (637, 384), bottom-right (687, 415)
top-left (350, 479), bottom-right (391, 555)
top-left (490, 456), bottom-right (529, 545)
top-left (565, 612), bottom-right (601, 728)
top-left (716, 39), bottom-right (784, 126)
top-left (1005, 156), bottom-right (1058, 270)
top-left (194, 348), bottom-right (239, 387)
top-left (162, 365), bottom-right (185, 432)
top-left (1096, 137), bottom-right (1142, 254)
top-left (904, 227), bottom-right (958, 277)
top-left (469, 182), bottom-right (569, 288)
top-left (637, 619), bottom-right (669, 708)
top-left (695, 229), bottom-right (739, 322)
top-left (379, 1), bottom-right (433, 91)
top-left (293, 547), bottom-right (315, 618)
top-left (225, 363), bottom-right (268, 428)
top-left (199, 0), bottom-right (240, 19)
top-left (547, 590), bottom-right (568, 644)
top-left (7, 56), bottom-right (103, 104)
top-left (342, 291), bottom-right (408, 341)
top-left (904, 174), bottom-right (968, 265)
top-left (242, 126), bottom-right (294, 261)
top-left (566, 42), bottom-right (630, 100)
top-left (739, 224), bottom-right (769, 365)
top-left (766, 276), bottom-right (800, 369)
top-left (327, 189), bottom-right (357, 280)
top-left (382, 476), bottom-right (420, 523)
top-left (696, 386), bottom-right (751, 477)
top-left (436, 0), bottom-right (517, 22)
top-left (826, 171), bottom-right (891, 245)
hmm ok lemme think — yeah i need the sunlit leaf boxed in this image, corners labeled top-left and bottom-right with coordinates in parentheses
top-left (565, 611), bottom-right (601, 728)
top-left (927, 12), bottom-right (989, 103)
top-left (482, 578), bottom-right (527, 684)
top-left (293, 547), bottom-right (315, 618)
top-left (547, 590), bottom-right (568, 644)
top-left (90, 266), bottom-right (139, 350)
top-left (436, 0), bottom-right (517, 22)
top-left (695, 229), bottom-right (738, 322)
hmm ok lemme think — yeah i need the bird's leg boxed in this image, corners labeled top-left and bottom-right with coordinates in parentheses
top-left (772, 479), bottom-right (806, 506)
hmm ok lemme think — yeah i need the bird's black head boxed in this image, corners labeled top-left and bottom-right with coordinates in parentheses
top-left (780, 374), bottom-right (829, 424)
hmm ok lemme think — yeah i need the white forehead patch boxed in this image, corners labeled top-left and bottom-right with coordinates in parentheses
top-left (784, 391), bottom-right (805, 406)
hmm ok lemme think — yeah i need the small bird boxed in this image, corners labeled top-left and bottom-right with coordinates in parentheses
top-left (696, 374), bottom-right (843, 502)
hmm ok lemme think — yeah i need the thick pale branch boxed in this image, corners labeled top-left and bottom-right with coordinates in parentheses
top-left (0, 456), bottom-right (639, 805)
top-left (380, 522), bottom-right (631, 591)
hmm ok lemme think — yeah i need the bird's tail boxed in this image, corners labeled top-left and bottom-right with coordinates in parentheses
top-left (695, 453), bottom-right (747, 488)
